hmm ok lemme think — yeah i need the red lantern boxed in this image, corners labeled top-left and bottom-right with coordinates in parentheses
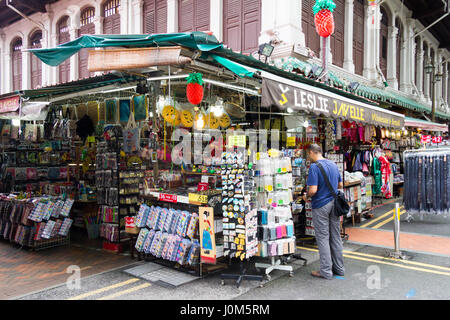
top-left (186, 73), bottom-right (204, 105)
top-left (313, 0), bottom-right (336, 38)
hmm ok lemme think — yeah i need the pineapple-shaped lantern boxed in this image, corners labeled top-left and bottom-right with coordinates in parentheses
top-left (313, 0), bottom-right (336, 38)
top-left (186, 72), bottom-right (204, 105)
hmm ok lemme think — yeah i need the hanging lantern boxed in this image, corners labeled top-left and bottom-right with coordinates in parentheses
top-left (186, 73), bottom-right (204, 105)
top-left (313, 0), bottom-right (336, 38)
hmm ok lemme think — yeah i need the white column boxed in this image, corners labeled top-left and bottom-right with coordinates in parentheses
top-left (363, 2), bottom-right (377, 80)
top-left (0, 32), bottom-right (6, 94)
top-left (167, 0), bottom-right (178, 33)
top-left (132, 0), bottom-right (144, 34)
top-left (5, 52), bottom-right (12, 93)
top-left (386, 26), bottom-right (398, 89)
top-left (399, 36), bottom-right (408, 92)
top-left (444, 62), bottom-right (449, 107)
top-left (403, 18), bottom-right (415, 94)
top-left (416, 37), bottom-right (423, 97)
top-left (69, 27), bottom-right (79, 81)
top-left (424, 45), bottom-right (430, 101)
top-left (210, 0), bottom-right (223, 41)
top-left (119, 0), bottom-right (129, 34)
top-left (343, 0), bottom-right (354, 73)
top-left (22, 36), bottom-right (31, 90)
top-left (50, 33), bottom-right (58, 85)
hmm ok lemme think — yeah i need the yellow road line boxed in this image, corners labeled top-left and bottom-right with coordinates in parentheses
top-left (297, 246), bottom-right (450, 274)
top-left (342, 254), bottom-right (450, 277)
top-left (66, 278), bottom-right (140, 300)
top-left (97, 283), bottom-right (151, 300)
top-left (359, 207), bottom-right (403, 228)
top-left (372, 210), bottom-right (406, 229)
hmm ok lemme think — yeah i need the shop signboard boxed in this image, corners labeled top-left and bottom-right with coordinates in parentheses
top-left (261, 76), bottom-right (404, 129)
top-left (199, 206), bottom-right (216, 264)
top-left (0, 95), bottom-right (20, 114)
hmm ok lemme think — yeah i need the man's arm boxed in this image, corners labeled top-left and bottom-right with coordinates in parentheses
top-left (307, 185), bottom-right (318, 197)
top-left (338, 182), bottom-right (343, 189)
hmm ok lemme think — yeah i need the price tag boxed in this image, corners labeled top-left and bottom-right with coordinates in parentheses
top-left (286, 136), bottom-right (296, 147)
top-left (189, 193), bottom-right (208, 204)
top-left (159, 193), bottom-right (177, 203)
top-left (197, 182), bottom-right (209, 192)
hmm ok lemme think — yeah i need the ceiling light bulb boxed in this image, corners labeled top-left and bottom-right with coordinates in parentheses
top-left (12, 119), bottom-right (20, 127)
top-left (197, 118), bottom-right (204, 129)
top-left (287, 107), bottom-right (293, 113)
top-left (303, 120), bottom-right (309, 128)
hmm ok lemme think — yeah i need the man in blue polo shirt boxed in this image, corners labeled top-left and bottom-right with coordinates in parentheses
top-left (303, 144), bottom-right (345, 280)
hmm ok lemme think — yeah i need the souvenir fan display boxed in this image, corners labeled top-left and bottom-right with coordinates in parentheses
top-left (0, 196), bottom-right (73, 249)
top-left (133, 204), bottom-right (200, 266)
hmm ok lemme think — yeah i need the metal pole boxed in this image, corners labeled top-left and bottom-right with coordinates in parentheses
top-left (322, 37), bottom-right (329, 84)
top-left (390, 202), bottom-right (406, 259)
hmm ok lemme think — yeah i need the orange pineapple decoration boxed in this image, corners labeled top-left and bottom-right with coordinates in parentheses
top-left (313, 0), bottom-right (336, 38)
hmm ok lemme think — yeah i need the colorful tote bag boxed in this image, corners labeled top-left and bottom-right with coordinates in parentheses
top-left (123, 110), bottom-right (140, 154)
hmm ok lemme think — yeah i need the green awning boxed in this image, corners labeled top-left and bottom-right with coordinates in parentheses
top-left (28, 32), bottom-right (222, 67)
top-left (211, 54), bottom-right (255, 78)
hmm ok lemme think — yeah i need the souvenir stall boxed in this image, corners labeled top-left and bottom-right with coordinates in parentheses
top-left (260, 71), bottom-right (405, 234)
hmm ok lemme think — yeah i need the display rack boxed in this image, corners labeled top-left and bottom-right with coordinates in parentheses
top-left (220, 151), bottom-right (263, 288)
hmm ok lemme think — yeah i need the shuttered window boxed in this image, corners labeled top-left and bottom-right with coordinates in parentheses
top-left (143, 0), bottom-right (167, 34)
top-left (178, 0), bottom-right (210, 33)
top-left (103, 0), bottom-right (121, 34)
top-left (79, 7), bottom-right (95, 79)
top-left (30, 31), bottom-right (42, 89)
top-left (330, 0), bottom-right (344, 67)
top-left (58, 16), bottom-right (71, 83)
top-left (223, 0), bottom-right (261, 54)
top-left (302, 0), bottom-right (320, 58)
top-left (12, 38), bottom-right (22, 91)
top-left (353, 0), bottom-right (364, 75)
top-left (379, 6), bottom-right (388, 79)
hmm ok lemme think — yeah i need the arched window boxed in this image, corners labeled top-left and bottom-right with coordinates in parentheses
top-left (30, 31), bottom-right (42, 89)
top-left (103, 0), bottom-right (121, 34)
top-left (353, 0), bottom-right (365, 75)
top-left (395, 17), bottom-right (403, 87)
top-left (11, 38), bottom-right (22, 91)
top-left (58, 16), bottom-right (71, 83)
top-left (302, 0), bottom-right (320, 58)
top-left (379, 6), bottom-right (389, 79)
top-left (143, 0), bottom-right (167, 34)
top-left (330, 0), bottom-right (344, 67)
top-left (178, 0), bottom-right (210, 33)
top-left (223, 0), bottom-right (261, 54)
top-left (79, 7), bottom-right (95, 79)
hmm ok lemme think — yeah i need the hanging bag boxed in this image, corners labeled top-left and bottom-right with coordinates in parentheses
top-left (123, 110), bottom-right (140, 154)
top-left (316, 162), bottom-right (350, 217)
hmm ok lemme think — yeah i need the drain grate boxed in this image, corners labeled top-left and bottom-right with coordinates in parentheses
top-left (139, 268), bottom-right (199, 288)
top-left (123, 263), bottom-right (164, 277)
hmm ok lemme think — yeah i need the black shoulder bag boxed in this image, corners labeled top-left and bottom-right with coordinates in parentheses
top-left (316, 162), bottom-right (350, 217)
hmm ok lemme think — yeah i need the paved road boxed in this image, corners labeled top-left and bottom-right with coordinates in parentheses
top-left (16, 242), bottom-right (450, 300)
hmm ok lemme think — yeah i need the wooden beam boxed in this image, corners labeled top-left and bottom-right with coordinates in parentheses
top-left (12, 0), bottom-right (47, 13)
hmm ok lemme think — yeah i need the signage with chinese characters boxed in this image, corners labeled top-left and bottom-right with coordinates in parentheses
top-left (432, 136), bottom-right (443, 144)
top-left (421, 135), bottom-right (431, 144)
top-left (197, 182), bottom-right (209, 192)
top-left (159, 193), bottom-right (177, 203)
top-left (0, 95), bottom-right (20, 113)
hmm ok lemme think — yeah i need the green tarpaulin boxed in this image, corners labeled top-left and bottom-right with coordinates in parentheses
top-left (28, 32), bottom-right (222, 67)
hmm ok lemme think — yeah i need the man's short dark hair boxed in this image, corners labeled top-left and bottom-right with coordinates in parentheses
top-left (307, 144), bottom-right (322, 154)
